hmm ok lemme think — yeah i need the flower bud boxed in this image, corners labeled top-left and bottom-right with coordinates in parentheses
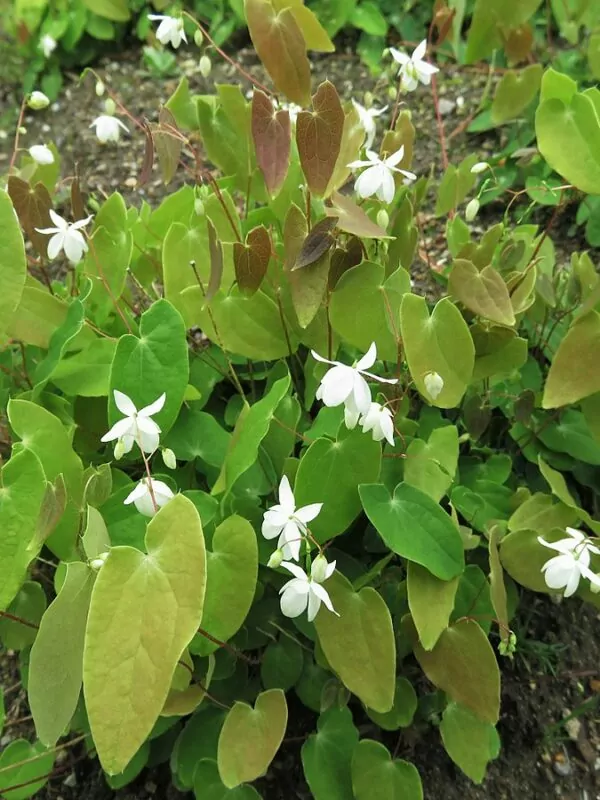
top-left (470, 161), bottom-right (489, 174)
top-left (591, 576), bottom-right (600, 594)
top-left (363, 91), bottom-right (374, 109)
top-left (104, 97), bottom-right (116, 116)
top-left (199, 55), bottom-right (212, 78)
top-left (28, 91), bottom-right (50, 110)
top-left (376, 209), bottom-right (389, 230)
top-left (162, 447), bottom-right (177, 470)
top-left (387, 85), bottom-right (398, 101)
top-left (311, 554), bottom-right (329, 584)
top-left (194, 197), bottom-right (205, 216)
top-left (90, 551), bottom-right (109, 571)
top-left (424, 371), bottom-right (444, 400)
top-left (194, 29), bottom-right (204, 47)
top-left (18, 126), bottom-right (27, 135)
top-left (267, 549), bottom-right (284, 569)
top-left (465, 197), bottom-right (480, 222)
top-left (95, 80), bottom-right (105, 97)
top-left (114, 438), bottom-right (126, 460)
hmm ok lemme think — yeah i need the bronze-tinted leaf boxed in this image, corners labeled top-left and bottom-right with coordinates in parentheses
top-left (271, 0), bottom-right (335, 51)
top-left (245, 0), bottom-right (311, 107)
top-left (325, 102), bottom-right (365, 197)
top-left (290, 249), bottom-right (330, 328)
top-left (206, 218), bottom-right (223, 301)
top-left (296, 81), bottom-right (345, 197)
top-left (152, 108), bottom-right (182, 185)
top-left (251, 89), bottom-right (291, 197)
top-left (294, 216), bottom-right (337, 270)
top-left (8, 176), bottom-right (53, 257)
top-left (234, 224), bottom-right (271, 295)
top-left (504, 23), bottom-right (533, 65)
top-left (70, 170), bottom-right (86, 221)
top-left (283, 203), bottom-right (308, 271)
top-left (329, 237), bottom-right (363, 289)
top-left (138, 121), bottom-right (155, 187)
top-left (325, 191), bottom-right (392, 239)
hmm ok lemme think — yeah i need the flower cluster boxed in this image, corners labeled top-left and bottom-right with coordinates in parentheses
top-left (539, 527), bottom-right (600, 597)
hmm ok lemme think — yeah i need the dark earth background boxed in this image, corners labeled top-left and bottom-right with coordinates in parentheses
top-left (1, 37), bottom-right (600, 800)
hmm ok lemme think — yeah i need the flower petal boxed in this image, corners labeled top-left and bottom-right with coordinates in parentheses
top-left (564, 566), bottom-right (581, 597)
top-left (319, 366), bottom-right (355, 407)
top-left (49, 209), bottom-right (67, 229)
top-left (138, 393), bottom-right (166, 417)
top-left (310, 349), bottom-right (340, 367)
top-left (307, 588), bottom-right (322, 622)
top-left (354, 165), bottom-right (382, 199)
top-left (413, 39), bottom-right (427, 61)
top-left (114, 390), bottom-right (137, 416)
top-left (101, 417), bottom-right (135, 442)
top-left (124, 481), bottom-right (148, 504)
top-left (376, 168), bottom-right (396, 204)
top-left (262, 518), bottom-right (283, 540)
top-left (356, 342), bottom-right (377, 370)
top-left (389, 47), bottom-right (410, 66)
top-left (352, 374), bottom-right (372, 415)
top-left (71, 215), bottom-right (94, 230)
top-left (47, 232), bottom-right (64, 260)
top-left (139, 429), bottom-right (160, 454)
top-left (295, 503), bottom-right (323, 524)
top-left (310, 583), bottom-right (335, 615)
top-left (278, 475), bottom-right (296, 513)
top-left (384, 147), bottom-right (405, 168)
top-left (281, 561), bottom-right (308, 581)
top-left (280, 584), bottom-right (309, 618)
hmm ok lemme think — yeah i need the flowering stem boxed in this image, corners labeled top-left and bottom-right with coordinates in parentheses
top-left (8, 96), bottom-right (26, 174)
top-left (136, 438), bottom-right (159, 514)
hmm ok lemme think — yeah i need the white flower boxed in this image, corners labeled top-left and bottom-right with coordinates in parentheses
top-left (389, 39), bottom-right (439, 92)
top-left (424, 371), bottom-right (444, 400)
top-left (29, 145), bottom-right (54, 165)
top-left (40, 34), bottom-right (57, 58)
top-left (348, 148), bottom-right (417, 204)
top-left (538, 528), bottom-right (600, 597)
top-left (28, 91), bottom-right (50, 110)
top-left (101, 390), bottom-right (166, 456)
top-left (312, 343), bottom-right (398, 426)
top-left (262, 476), bottom-right (322, 561)
top-left (279, 557), bottom-right (338, 622)
top-left (35, 209), bottom-right (93, 264)
top-left (90, 114), bottom-right (128, 143)
top-left (351, 99), bottom-right (388, 150)
top-left (148, 14), bottom-right (187, 48)
top-left (359, 402), bottom-right (395, 446)
top-left (124, 477), bottom-right (174, 517)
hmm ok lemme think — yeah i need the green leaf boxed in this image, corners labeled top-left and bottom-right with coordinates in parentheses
top-left (491, 65), bottom-right (542, 124)
top-left (0, 739), bottom-right (54, 800)
top-left (263, 395), bottom-right (301, 475)
top-left (295, 427), bottom-right (381, 543)
top-left (315, 572), bottom-right (395, 713)
top-left (82, 0), bottom-right (130, 21)
top-left (404, 425), bottom-right (458, 502)
top-left (543, 311), bottom-right (600, 407)
top-left (440, 702), bottom-right (500, 783)
top-left (0, 581), bottom-right (46, 650)
top-left (360, 483), bottom-right (464, 580)
top-left (329, 262), bottom-right (410, 361)
top-left (465, 0), bottom-right (542, 63)
top-left (106, 742), bottom-right (150, 790)
top-left (366, 677), bottom-right (417, 731)
top-left (192, 516), bottom-right (257, 656)
top-left (32, 299), bottom-right (86, 395)
top-left (52, 339), bottom-right (116, 396)
top-left (260, 636), bottom-right (304, 690)
top-left (508, 492), bottom-right (578, 534)
top-left (301, 706), bottom-right (359, 800)
top-left (449, 260), bottom-right (515, 326)
top-left (217, 688), bottom-right (287, 788)
top-left (108, 299), bottom-right (189, 436)
top-left (350, 2), bottom-right (388, 36)
top-left (8, 399), bottom-right (84, 560)
top-left (213, 374), bottom-right (290, 496)
top-left (435, 155), bottom-right (477, 216)
top-left (165, 77), bottom-right (199, 131)
top-left (165, 407), bottom-right (230, 467)
top-left (400, 295), bottom-right (474, 408)
top-left (0, 189), bottom-right (27, 339)
top-left (407, 563), bottom-right (459, 650)
top-left (82, 506), bottom-right (111, 560)
top-left (83, 495), bottom-right (206, 774)
top-left (29, 562), bottom-right (94, 745)
top-left (172, 707), bottom-right (227, 789)
top-left (193, 758), bottom-right (262, 799)
top-left (413, 619), bottom-right (501, 724)
top-left (352, 740), bottom-right (423, 800)
top-left (500, 528), bottom-right (551, 593)
top-left (0, 449), bottom-right (46, 612)
top-left (289, 250), bottom-right (331, 328)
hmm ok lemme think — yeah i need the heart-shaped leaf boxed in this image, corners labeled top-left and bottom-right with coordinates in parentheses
top-left (296, 81), bottom-right (344, 196)
top-left (449, 260), bottom-right (515, 326)
top-left (0, 739), bottom-right (55, 799)
top-left (251, 89), bottom-right (291, 197)
top-left (217, 688), bottom-right (288, 788)
top-left (407, 562), bottom-right (459, 650)
top-left (440, 702), bottom-right (500, 783)
top-left (325, 191), bottom-right (391, 239)
top-left (366, 677), bottom-right (417, 731)
top-left (491, 64), bottom-right (542, 124)
top-left (234, 225), bottom-right (271, 296)
top-left (351, 740), bottom-right (423, 800)
top-left (315, 572), bottom-right (396, 713)
top-left (301, 707), bottom-right (359, 800)
top-left (6, 178), bottom-right (50, 264)
top-left (543, 311), bottom-right (600, 408)
top-left (194, 758), bottom-right (261, 799)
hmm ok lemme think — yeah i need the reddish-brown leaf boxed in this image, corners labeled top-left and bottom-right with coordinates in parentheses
top-left (139, 120), bottom-right (155, 187)
top-left (70, 169), bottom-right (86, 221)
top-left (151, 108), bottom-right (182, 185)
top-left (296, 81), bottom-right (345, 197)
top-left (283, 204), bottom-right (308, 271)
top-left (504, 24), bottom-right (534, 65)
top-left (293, 216), bottom-right (337, 270)
top-left (206, 218), bottom-right (223, 302)
top-left (234, 225), bottom-right (271, 296)
top-left (432, 0), bottom-right (455, 45)
top-left (271, 0), bottom-right (335, 51)
top-left (329, 237), bottom-right (363, 289)
top-left (251, 90), bottom-right (291, 197)
top-left (325, 192), bottom-right (392, 240)
top-left (245, 0), bottom-right (312, 107)
top-left (325, 102), bottom-right (365, 197)
top-left (8, 176), bottom-right (53, 257)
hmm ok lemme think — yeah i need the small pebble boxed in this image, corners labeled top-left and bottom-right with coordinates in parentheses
top-left (63, 772), bottom-right (77, 788)
top-left (438, 98), bottom-right (455, 116)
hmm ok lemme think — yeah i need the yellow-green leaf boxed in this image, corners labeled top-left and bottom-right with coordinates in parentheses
top-left (449, 260), bottom-right (515, 326)
top-left (543, 311), bottom-right (600, 408)
top-left (407, 562), bottom-right (459, 651)
top-left (0, 189), bottom-right (27, 337)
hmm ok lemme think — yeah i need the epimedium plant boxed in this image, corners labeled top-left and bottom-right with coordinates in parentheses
top-left (2, 1), bottom-right (600, 798)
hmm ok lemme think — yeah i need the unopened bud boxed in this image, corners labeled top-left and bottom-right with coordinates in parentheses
top-left (28, 90), bottom-right (50, 110)
top-left (162, 447), bottom-right (177, 470)
top-left (18, 126), bottom-right (27, 135)
top-left (470, 161), bottom-right (489, 174)
top-left (90, 551), bottom-right (109, 571)
top-left (311, 554), bottom-right (329, 584)
top-left (387, 85), bottom-right (397, 101)
top-left (114, 438), bottom-right (126, 460)
top-left (376, 209), bottom-right (389, 230)
top-left (194, 198), bottom-right (205, 216)
top-left (465, 197), bottom-right (480, 222)
top-left (424, 371), bottom-right (444, 400)
top-left (267, 549), bottom-right (284, 569)
top-left (104, 97), bottom-right (116, 116)
top-left (363, 91), bottom-right (374, 109)
top-left (95, 80), bottom-right (105, 97)
top-left (199, 55), bottom-right (212, 78)
top-left (194, 29), bottom-right (204, 47)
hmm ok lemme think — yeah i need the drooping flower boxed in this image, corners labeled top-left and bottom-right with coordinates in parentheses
top-left (90, 114), bottom-right (128, 143)
top-left (35, 210), bottom-right (93, 264)
top-left (351, 99), bottom-right (388, 150)
top-left (471, 161), bottom-right (489, 174)
top-left (29, 144), bottom-right (54, 165)
top-left (348, 147), bottom-right (417, 204)
top-left (40, 34), bottom-right (57, 59)
top-left (538, 527), bottom-right (600, 597)
top-left (359, 402), bottom-right (395, 446)
top-left (389, 39), bottom-right (439, 92)
top-left (101, 390), bottom-right (166, 456)
top-left (124, 477), bottom-right (174, 517)
top-left (262, 476), bottom-right (322, 561)
top-left (148, 14), bottom-right (187, 48)
top-left (28, 91), bottom-right (50, 110)
top-left (424, 371), bottom-right (444, 400)
top-left (279, 556), bottom-right (338, 622)
top-left (312, 343), bottom-right (398, 426)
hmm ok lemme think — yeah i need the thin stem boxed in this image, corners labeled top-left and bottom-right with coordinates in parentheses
top-left (137, 439), bottom-right (158, 514)
top-left (0, 735), bottom-right (87, 776)
top-left (195, 680), bottom-right (231, 711)
top-left (205, 175), bottom-right (242, 243)
top-left (197, 628), bottom-right (260, 664)
top-left (8, 97), bottom-right (26, 173)
top-left (0, 610), bottom-right (39, 630)
top-left (18, 341), bottom-right (32, 388)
